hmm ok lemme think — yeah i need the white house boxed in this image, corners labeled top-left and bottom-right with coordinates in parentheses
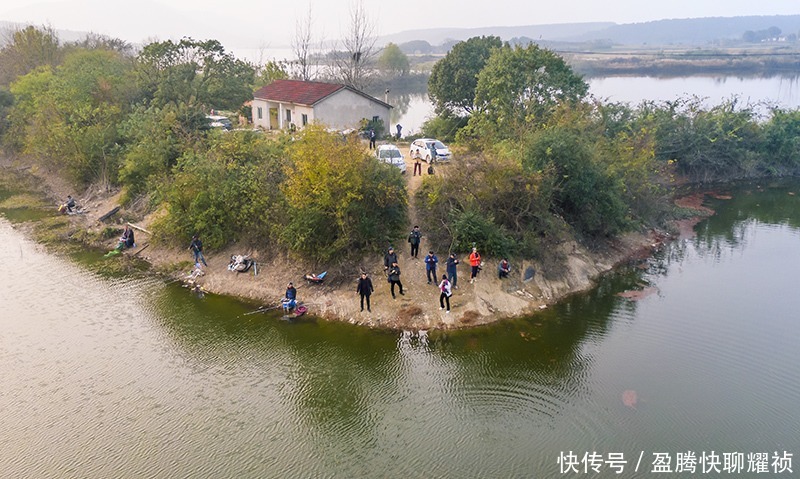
top-left (251, 79), bottom-right (392, 131)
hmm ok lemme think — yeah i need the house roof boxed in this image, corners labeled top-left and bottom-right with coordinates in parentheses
top-left (253, 79), bottom-right (391, 109)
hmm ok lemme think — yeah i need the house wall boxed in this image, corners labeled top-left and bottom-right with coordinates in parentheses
top-left (251, 99), bottom-right (271, 129)
top-left (253, 89), bottom-right (390, 132)
top-left (313, 89), bottom-right (390, 131)
top-left (252, 99), bottom-right (316, 130)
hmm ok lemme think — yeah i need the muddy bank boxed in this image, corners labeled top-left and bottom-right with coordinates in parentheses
top-left (1, 155), bottom-right (684, 330)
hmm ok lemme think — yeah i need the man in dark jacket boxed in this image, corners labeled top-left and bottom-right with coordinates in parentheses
top-left (189, 235), bottom-right (208, 266)
top-left (356, 272), bottom-right (374, 312)
top-left (408, 226), bottom-right (422, 258)
top-left (388, 262), bottom-right (404, 298)
top-left (383, 247), bottom-right (398, 271)
top-left (446, 253), bottom-right (459, 289)
top-left (424, 250), bottom-right (438, 284)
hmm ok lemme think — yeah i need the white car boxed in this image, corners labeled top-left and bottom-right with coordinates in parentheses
top-left (376, 144), bottom-right (407, 174)
top-left (206, 115), bottom-right (232, 130)
top-left (409, 138), bottom-right (451, 163)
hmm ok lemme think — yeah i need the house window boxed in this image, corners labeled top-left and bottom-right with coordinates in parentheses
top-left (302, 114), bottom-right (308, 126)
top-left (257, 107), bottom-right (263, 120)
top-left (286, 109), bottom-right (292, 122)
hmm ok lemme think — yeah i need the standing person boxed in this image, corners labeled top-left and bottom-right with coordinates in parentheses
top-left (189, 235), bottom-right (208, 266)
top-left (388, 261), bottom-right (404, 298)
top-left (408, 226), bottom-right (422, 259)
top-left (282, 282), bottom-right (297, 312)
top-left (439, 274), bottom-right (452, 313)
top-left (429, 142), bottom-right (438, 164)
top-left (413, 149), bottom-right (422, 176)
top-left (356, 272), bottom-right (374, 312)
top-left (498, 258), bottom-right (511, 279)
top-left (383, 246), bottom-right (398, 271)
top-left (369, 128), bottom-right (376, 149)
top-left (469, 247), bottom-right (482, 283)
top-left (396, 124), bottom-right (402, 140)
top-left (446, 253), bottom-right (459, 289)
top-left (424, 250), bottom-right (439, 284)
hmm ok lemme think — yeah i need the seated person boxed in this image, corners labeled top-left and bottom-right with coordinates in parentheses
top-left (66, 195), bottom-right (76, 212)
top-left (498, 258), bottom-right (511, 279)
top-left (282, 282), bottom-right (297, 312)
top-left (116, 225), bottom-right (135, 250)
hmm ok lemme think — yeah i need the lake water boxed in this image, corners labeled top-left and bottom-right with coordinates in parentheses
top-left (1, 181), bottom-right (798, 477)
top-left (392, 75), bottom-right (800, 135)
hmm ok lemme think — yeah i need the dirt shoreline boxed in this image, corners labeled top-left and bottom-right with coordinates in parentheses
top-left (1, 155), bottom-right (677, 331)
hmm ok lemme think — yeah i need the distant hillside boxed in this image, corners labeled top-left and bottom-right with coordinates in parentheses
top-left (381, 15), bottom-right (800, 49)
top-left (380, 22), bottom-right (614, 47)
top-left (567, 15), bottom-right (800, 45)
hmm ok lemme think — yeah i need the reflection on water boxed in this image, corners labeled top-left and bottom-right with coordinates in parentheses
top-left (589, 74), bottom-right (800, 110)
top-left (1, 181), bottom-right (800, 477)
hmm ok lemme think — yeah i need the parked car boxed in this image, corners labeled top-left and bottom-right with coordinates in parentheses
top-left (376, 144), bottom-right (407, 174)
top-left (409, 138), bottom-right (451, 163)
top-left (206, 115), bottom-right (233, 130)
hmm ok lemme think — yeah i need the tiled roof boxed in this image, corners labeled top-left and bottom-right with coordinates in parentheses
top-left (252, 79), bottom-right (392, 108)
top-left (253, 80), bottom-right (345, 106)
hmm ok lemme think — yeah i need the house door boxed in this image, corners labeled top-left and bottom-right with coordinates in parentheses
top-left (269, 108), bottom-right (279, 129)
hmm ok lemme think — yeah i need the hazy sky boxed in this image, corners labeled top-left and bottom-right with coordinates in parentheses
top-left (1, 0), bottom-right (799, 49)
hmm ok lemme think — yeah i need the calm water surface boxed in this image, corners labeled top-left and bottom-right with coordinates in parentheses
top-left (1, 182), bottom-right (799, 478)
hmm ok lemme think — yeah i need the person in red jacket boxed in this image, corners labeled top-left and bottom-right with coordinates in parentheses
top-left (469, 247), bottom-right (481, 283)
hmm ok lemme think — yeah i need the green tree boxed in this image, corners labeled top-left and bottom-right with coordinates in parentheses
top-left (118, 102), bottom-right (207, 199)
top-left (0, 25), bottom-right (63, 86)
top-left (378, 43), bottom-right (410, 76)
top-left (281, 125), bottom-right (406, 263)
top-left (255, 60), bottom-right (289, 88)
top-left (153, 131), bottom-right (287, 249)
top-left (9, 49), bottom-right (136, 186)
top-left (135, 38), bottom-right (255, 111)
top-left (428, 35), bottom-right (502, 116)
top-left (469, 44), bottom-right (588, 141)
top-left (523, 126), bottom-right (628, 238)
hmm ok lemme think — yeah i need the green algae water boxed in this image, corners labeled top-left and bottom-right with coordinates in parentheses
top-left (1, 181), bottom-right (799, 478)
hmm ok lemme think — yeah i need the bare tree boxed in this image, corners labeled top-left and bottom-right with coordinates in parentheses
top-left (335, 0), bottom-right (377, 91)
top-left (292, 4), bottom-right (315, 81)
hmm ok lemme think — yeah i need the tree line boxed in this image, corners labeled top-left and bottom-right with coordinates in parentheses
top-left (2, 27), bottom-right (799, 269)
top-left (0, 26), bottom-right (406, 266)
top-left (418, 36), bottom-right (800, 258)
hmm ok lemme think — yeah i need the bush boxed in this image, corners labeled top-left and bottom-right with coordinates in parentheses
top-left (281, 125), bottom-right (407, 262)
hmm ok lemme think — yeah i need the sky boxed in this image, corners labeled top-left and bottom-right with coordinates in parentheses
top-left (1, 0), bottom-right (799, 50)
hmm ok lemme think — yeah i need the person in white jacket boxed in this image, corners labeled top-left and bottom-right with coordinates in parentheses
top-left (438, 274), bottom-right (452, 313)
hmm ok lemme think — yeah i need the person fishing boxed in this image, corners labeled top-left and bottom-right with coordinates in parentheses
top-left (118, 224), bottom-right (135, 250)
top-left (282, 282), bottom-right (297, 312)
top-left (189, 235), bottom-right (208, 267)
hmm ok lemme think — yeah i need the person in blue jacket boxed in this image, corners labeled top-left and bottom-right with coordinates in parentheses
top-left (424, 250), bottom-right (439, 284)
top-left (282, 282), bottom-right (297, 312)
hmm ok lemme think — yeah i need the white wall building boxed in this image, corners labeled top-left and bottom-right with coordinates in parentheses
top-left (251, 79), bottom-right (392, 132)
